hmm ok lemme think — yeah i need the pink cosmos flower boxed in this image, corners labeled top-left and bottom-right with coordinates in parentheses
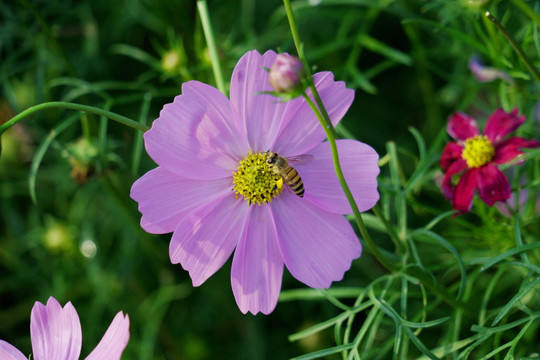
top-left (0, 297), bottom-right (130, 360)
top-left (440, 108), bottom-right (539, 214)
top-left (130, 49), bottom-right (380, 314)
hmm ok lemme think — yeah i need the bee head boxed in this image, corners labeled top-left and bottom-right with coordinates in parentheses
top-left (266, 152), bottom-right (277, 164)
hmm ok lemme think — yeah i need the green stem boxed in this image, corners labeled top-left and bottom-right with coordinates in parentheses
top-left (387, 142), bottom-right (408, 248)
top-left (283, 0), bottom-right (338, 139)
top-left (303, 94), bottom-right (397, 273)
top-left (284, 0), bottom-right (396, 272)
top-left (0, 102), bottom-right (149, 135)
top-left (197, 0), bottom-right (226, 95)
top-left (485, 11), bottom-right (540, 83)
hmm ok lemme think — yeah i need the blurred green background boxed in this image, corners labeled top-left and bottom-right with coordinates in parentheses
top-left (1, 0), bottom-right (539, 359)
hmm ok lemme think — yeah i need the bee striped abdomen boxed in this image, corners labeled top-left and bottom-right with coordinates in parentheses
top-left (285, 167), bottom-right (305, 197)
top-left (267, 152), bottom-right (308, 198)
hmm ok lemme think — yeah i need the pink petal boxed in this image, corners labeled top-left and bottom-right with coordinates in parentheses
top-left (0, 340), bottom-right (28, 360)
top-left (231, 205), bottom-right (283, 315)
top-left (144, 81), bottom-right (246, 180)
top-left (229, 49), bottom-right (354, 155)
top-left (271, 71), bottom-right (355, 156)
top-left (484, 108), bottom-right (525, 144)
top-left (272, 194), bottom-right (361, 288)
top-left (447, 112), bottom-right (479, 141)
top-left (130, 167), bottom-right (232, 234)
top-left (440, 142), bottom-right (463, 172)
top-left (476, 164), bottom-right (511, 206)
top-left (169, 195), bottom-right (249, 286)
top-left (84, 312), bottom-right (130, 360)
top-left (181, 81), bottom-right (248, 154)
top-left (493, 137), bottom-right (540, 164)
top-left (229, 49), bottom-right (289, 151)
top-left (297, 139), bottom-right (379, 214)
top-left (441, 158), bottom-right (468, 200)
top-left (31, 297), bottom-right (82, 360)
top-left (452, 168), bottom-right (478, 213)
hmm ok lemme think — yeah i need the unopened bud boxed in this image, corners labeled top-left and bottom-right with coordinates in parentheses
top-left (66, 138), bottom-right (98, 184)
top-left (269, 53), bottom-right (305, 93)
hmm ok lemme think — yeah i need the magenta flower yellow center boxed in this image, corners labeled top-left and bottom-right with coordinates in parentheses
top-left (462, 135), bottom-right (495, 168)
top-left (232, 152), bottom-right (282, 205)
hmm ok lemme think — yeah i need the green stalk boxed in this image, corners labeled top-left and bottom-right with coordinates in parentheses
top-left (197, 0), bottom-right (227, 95)
top-left (0, 102), bottom-right (149, 137)
top-left (283, 0), bottom-right (338, 139)
top-left (485, 11), bottom-right (540, 83)
top-left (303, 94), bottom-right (397, 272)
top-left (284, 0), bottom-right (396, 271)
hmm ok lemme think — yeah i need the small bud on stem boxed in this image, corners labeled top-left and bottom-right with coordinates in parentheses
top-left (269, 53), bottom-right (305, 94)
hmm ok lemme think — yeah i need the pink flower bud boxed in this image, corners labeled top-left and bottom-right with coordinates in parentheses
top-left (268, 53), bottom-right (305, 93)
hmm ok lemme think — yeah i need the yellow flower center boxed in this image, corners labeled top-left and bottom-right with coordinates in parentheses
top-left (232, 152), bottom-right (282, 205)
top-left (462, 135), bottom-right (495, 168)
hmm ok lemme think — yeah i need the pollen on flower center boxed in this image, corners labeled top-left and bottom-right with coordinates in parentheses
top-left (462, 135), bottom-right (495, 168)
top-left (232, 152), bottom-right (282, 205)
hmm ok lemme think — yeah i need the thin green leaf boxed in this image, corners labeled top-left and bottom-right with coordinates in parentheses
top-left (289, 312), bottom-right (350, 342)
top-left (290, 344), bottom-right (354, 360)
top-left (513, 216), bottom-right (531, 265)
top-left (412, 230), bottom-right (467, 300)
top-left (416, 336), bottom-right (480, 360)
top-left (110, 44), bottom-right (161, 70)
top-left (480, 243), bottom-right (540, 271)
top-left (492, 277), bottom-right (540, 326)
top-left (472, 312), bottom-right (540, 333)
top-left (503, 318), bottom-right (533, 359)
top-left (369, 289), bottom-right (447, 359)
top-left (478, 342), bottom-right (512, 360)
top-left (131, 92), bottom-right (152, 176)
top-left (29, 115), bottom-right (79, 203)
top-left (421, 211), bottom-right (456, 231)
top-left (279, 287), bottom-right (365, 302)
top-left (347, 65), bottom-right (377, 94)
top-left (408, 127), bottom-right (426, 164)
top-left (357, 34), bottom-right (412, 66)
top-left (401, 18), bottom-right (489, 55)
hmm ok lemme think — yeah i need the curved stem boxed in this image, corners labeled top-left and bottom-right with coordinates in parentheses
top-left (485, 11), bottom-right (540, 83)
top-left (303, 94), bottom-right (397, 272)
top-left (284, 0), bottom-right (396, 271)
top-left (283, 0), bottom-right (338, 139)
top-left (197, 0), bottom-right (227, 95)
top-left (0, 102), bottom-right (149, 135)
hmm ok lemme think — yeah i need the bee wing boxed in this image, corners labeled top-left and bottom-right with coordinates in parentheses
top-left (288, 154), bottom-right (314, 165)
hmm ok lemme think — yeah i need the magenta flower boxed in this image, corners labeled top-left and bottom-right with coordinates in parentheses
top-left (130, 49), bottom-right (380, 314)
top-left (440, 108), bottom-right (539, 214)
top-left (0, 297), bottom-right (130, 360)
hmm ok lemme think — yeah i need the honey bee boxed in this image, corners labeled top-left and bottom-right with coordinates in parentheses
top-left (267, 152), bottom-right (313, 197)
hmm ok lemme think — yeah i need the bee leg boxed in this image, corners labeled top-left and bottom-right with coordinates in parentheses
top-left (273, 178), bottom-right (284, 192)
